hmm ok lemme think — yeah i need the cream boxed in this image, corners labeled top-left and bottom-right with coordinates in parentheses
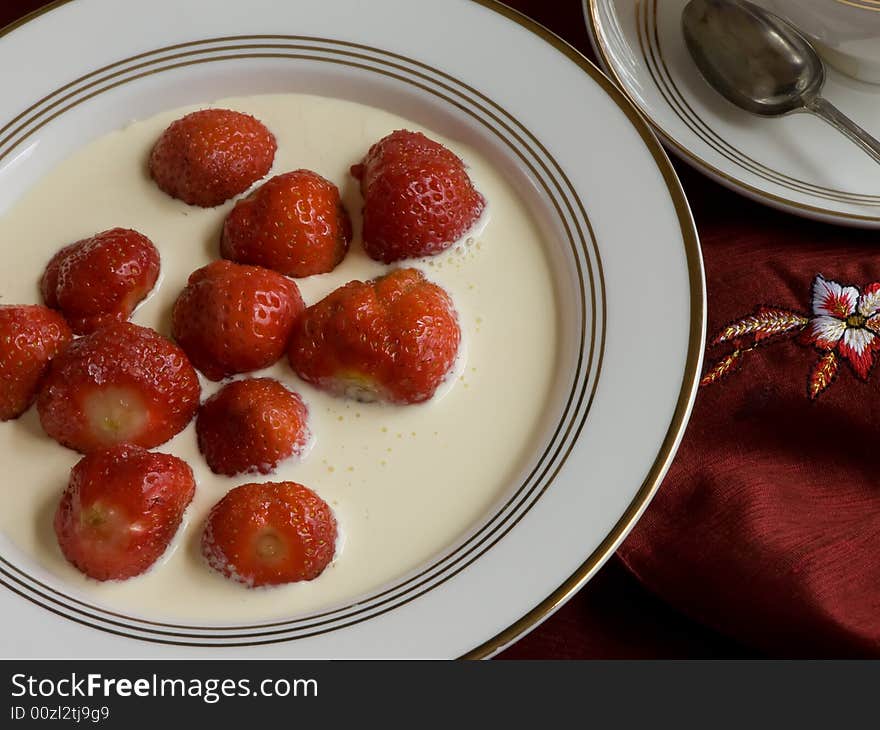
top-left (0, 93), bottom-right (559, 623)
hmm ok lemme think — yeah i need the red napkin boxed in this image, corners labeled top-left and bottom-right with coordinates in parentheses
top-left (619, 185), bottom-right (880, 658)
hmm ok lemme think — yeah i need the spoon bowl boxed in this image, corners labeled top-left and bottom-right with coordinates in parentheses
top-left (682, 0), bottom-right (824, 115)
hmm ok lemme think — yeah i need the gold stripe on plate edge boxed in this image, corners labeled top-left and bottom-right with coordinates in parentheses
top-left (0, 0), bottom-right (705, 659)
top-left (641, 0), bottom-right (880, 204)
top-left (835, 0), bottom-right (880, 11)
top-left (584, 0), bottom-right (880, 223)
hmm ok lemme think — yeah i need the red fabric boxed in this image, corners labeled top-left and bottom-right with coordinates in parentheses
top-left (12, 0), bottom-right (875, 659)
top-left (620, 203), bottom-right (880, 658)
top-left (494, 2), bottom-right (880, 658)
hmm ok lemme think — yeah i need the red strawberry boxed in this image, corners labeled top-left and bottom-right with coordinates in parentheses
top-left (172, 260), bottom-right (305, 381)
top-left (38, 322), bottom-right (200, 453)
top-left (149, 109), bottom-right (276, 207)
top-left (202, 481), bottom-right (336, 587)
top-left (221, 170), bottom-right (352, 278)
top-left (351, 129), bottom-right (485, 263)
top-left (54, 444), bottom-right (195, 581)
top-left (197, 378), bottom-right (309, 476)
top-left (288, 268), bottom-right (460, 404)
top-left (0, 305), bottom-right (72, 421)
top-left (40, 228), bottom-right (160, 335)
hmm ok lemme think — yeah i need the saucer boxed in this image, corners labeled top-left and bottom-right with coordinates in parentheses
top-left (584, 0), bottom-right (880, 227)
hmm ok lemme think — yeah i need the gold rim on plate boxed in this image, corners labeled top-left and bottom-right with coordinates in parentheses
top-left (835, 0), bottom-right (880, 12)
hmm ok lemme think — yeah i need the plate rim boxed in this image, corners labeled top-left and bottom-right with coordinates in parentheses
top-left (583, 0), bottom-right (880, 228)
top-left (0, 0), bottom-right (705, 659)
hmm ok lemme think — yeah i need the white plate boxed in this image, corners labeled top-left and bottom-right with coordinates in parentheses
top-left (0, 0), bottom-right (704, 658)
top-left (585, 0), bottom-right (880, 227)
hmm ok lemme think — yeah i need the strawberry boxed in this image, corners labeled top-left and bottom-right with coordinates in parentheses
top-left (288, 268), bottom-right (460, 404)
top-left (0, 305), bottom-right (72, 421)
top-left (172, 260), bottom-right (305, 381)
top-left (351, 129), bottom-right (485, 263)
top-left (54, 444), bottom-right (195, 581)
top-left (221, 170), bottom-right (352, 278)
top-left (40, 228), bottom-right (160, 335)
top-left (149, 108), bottom-right (276, 207)
top-left (202, 481), bottom-right (336, 587)
top-left (37, 322), bottom-right (200, 452)
top-left (197, 378), bottom-right (309, 476)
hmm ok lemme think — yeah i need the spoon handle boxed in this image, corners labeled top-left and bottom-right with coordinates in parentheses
top-left (805, 96), bottom-right (880, 165)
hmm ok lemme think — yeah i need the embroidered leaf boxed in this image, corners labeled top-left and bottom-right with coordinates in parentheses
top-left (712, 308), bottom-right (809, 346)
top-left (809, 351), bottom-right (838, 400)
top-left (700, 349), bottom-right (746, 387)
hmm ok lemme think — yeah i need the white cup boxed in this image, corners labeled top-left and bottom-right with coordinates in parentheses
top-left (755, 0), bottom-right (880, 84)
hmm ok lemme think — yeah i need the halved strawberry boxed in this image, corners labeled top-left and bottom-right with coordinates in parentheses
top-left (288, 268), bottom-right (460, 404)
top-left (40, 228), bottom-right (160, 335)
top-left (54, 444), bottom-right (195, 581)
top-left (0, 305), bottom-right (72, 421)
top-left (37, 322), bottom-right (200, 452)
top-left (351, 129), bottom-right (485, 263)
top-left (202, 481), bottom-right (336, 587)
top-left (197, 378), bottom-right (310, 476)
top-left (149, 108), bottom-right (276, 207)
top-left (221, 169), bottom-right (352, 277)
top-left (172, 260), bottom-right (305, 381)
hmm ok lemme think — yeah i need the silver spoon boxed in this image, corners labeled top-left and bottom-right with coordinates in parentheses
top-left (682, 0), bottom-right (880, 165)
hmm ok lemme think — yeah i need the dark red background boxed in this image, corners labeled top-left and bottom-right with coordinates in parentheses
top-left (0, 0), bottom-right (770, 659)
